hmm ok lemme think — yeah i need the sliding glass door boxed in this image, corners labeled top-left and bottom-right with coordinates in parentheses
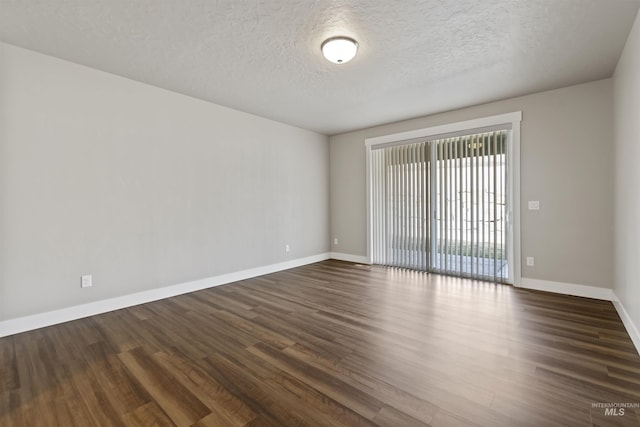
top-left (431, 131), bottom-right (508, 281)
top-left (369, 130), bottom-right (510, 283)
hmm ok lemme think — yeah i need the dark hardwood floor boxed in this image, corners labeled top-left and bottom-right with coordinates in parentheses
top-left (1, 260), bottom-right (639, 426)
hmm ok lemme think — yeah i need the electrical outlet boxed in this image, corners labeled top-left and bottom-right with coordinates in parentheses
top-left (81, 274), bottom-right (93, 288)
top-left (333, 238), bottom-right (339, 245)
top-left (526, 257), bottom-right (535, 267)
top-left (285, 244), bottom-right (290, 253)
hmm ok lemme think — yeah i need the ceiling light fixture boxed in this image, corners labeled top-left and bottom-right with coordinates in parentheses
top-left (321, 36), bottom-right (358, 64)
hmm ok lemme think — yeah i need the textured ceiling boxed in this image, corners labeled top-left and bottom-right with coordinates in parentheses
top-left (0, 0), bottom-right (639, 135)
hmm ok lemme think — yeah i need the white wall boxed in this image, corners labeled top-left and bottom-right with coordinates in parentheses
top-left (0, 42), bottom-right (329, 321)
top-left (330, 79), bottom-right (614, 291)
top-left (613, 10), bottom-right (640, 346)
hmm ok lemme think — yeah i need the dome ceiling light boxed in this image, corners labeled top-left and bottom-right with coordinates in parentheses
top-left (321, 36), bottom-right (358, 64)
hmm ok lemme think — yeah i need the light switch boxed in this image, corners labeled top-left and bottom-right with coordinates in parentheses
top-left (528, 201), bottom-right (540, 210)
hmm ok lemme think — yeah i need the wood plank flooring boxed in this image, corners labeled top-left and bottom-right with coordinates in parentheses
top-left (1, 260), bottom-right (639, 426)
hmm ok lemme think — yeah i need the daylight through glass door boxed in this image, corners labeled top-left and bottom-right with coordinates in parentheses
top-left (370, 130), bottom-right (509, 282)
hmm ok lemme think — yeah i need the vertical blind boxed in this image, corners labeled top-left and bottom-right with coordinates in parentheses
top-left (371, 142), bottom-right (430, 271)
top-left (371, 130), bottom-right (508, 282)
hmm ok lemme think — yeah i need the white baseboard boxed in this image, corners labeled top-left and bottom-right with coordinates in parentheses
top-left (329, 252), bottom-right (370, 264)
top-left (520, 277), bottom-right (616, 301)
top-left (4, 257), bottom-right (637, 357)
top-left (0, 253), bottom-right (330, 338)
top-left (612, 296), bottom-right (640, 355)
top-left (511, 278), bottom-right (640, 356)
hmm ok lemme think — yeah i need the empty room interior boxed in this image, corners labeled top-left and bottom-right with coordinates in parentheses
top-left (2, 1), bottom-right (640, 426)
